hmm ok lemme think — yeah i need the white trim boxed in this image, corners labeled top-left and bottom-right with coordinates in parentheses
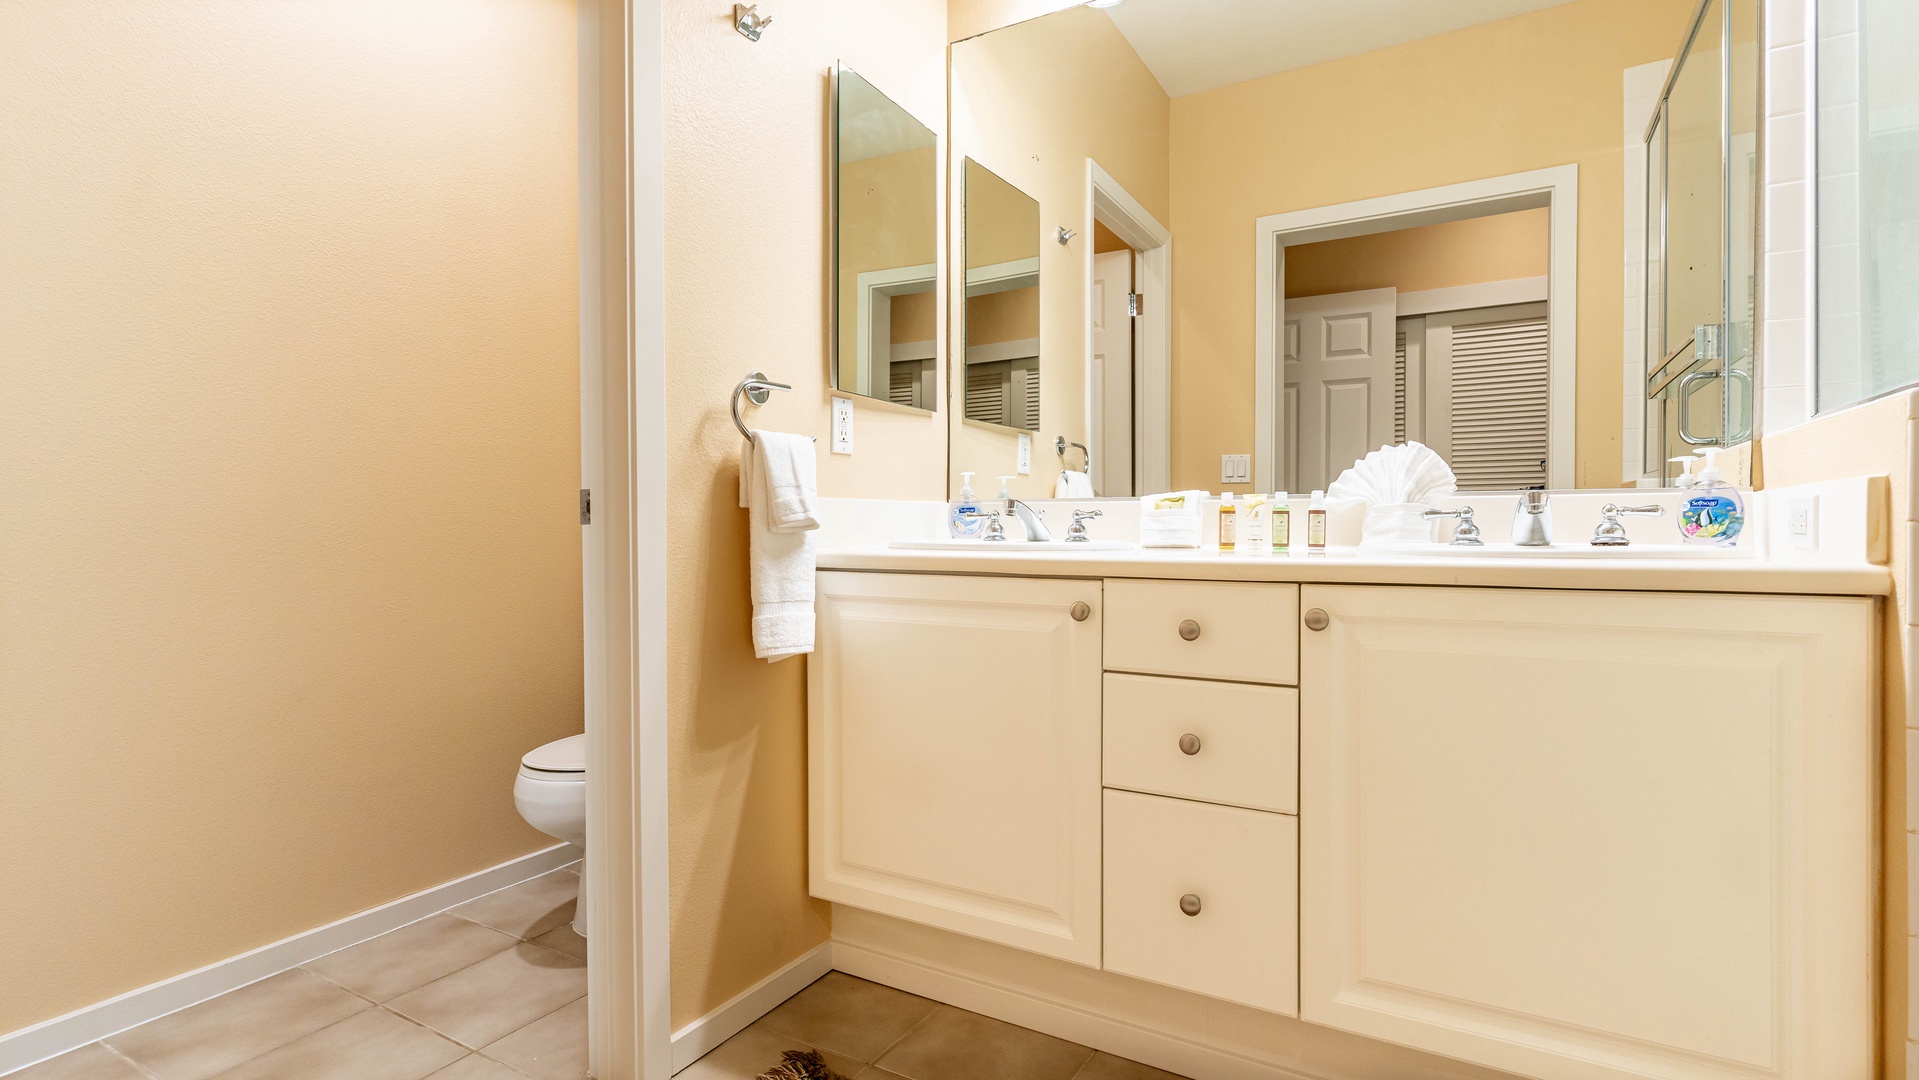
top-left (965, 257), bottom-right (1039, 296)
top-left (668, 943), bottom-right (835, 1074)
top-left (855, 263), bottom-right (938, 396)
top-left (0, 845), bottom-right (581, 1077)
top-left (966, 338), bottom-right (1041, 365)
top-left (1394, 276), bottom-right (1548, 317)
top-left (1086, 160), bottom-right (1172, 495)
top-left (1254, 165), bottom-right (1579, 491)
top-left (891, 340), bottom-right (936, 363)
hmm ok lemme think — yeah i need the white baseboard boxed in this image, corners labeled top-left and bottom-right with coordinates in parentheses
top-left (0, 843), bottom-right (582, 1077)
top-left (670, 941), bottom-right (834, 1074)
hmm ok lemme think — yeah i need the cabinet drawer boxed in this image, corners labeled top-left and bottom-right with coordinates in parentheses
top-left (1103, 789), bottom-right (1298, 1016)
top-left (1104, 674), bottom-right (1297, 814)
top-left (1104, 580), bottom-right (1298, 684)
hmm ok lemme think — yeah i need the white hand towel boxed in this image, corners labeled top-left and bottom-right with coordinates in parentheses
top-left (1054, 470), bottom-right (1094, 498)
top-left (738, 432), bottom-right (819, 662)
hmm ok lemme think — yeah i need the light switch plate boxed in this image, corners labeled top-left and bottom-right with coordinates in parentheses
top-left (1221, 454), bottom-right (1251, 484)
top-left (831, 397), bottom-right (854, 455)
top-left (1017, 433), bottom-right (1032, 475)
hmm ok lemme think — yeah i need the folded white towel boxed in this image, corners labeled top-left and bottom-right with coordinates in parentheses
top-left (1054, 470), bottom-right (1094, 498)
top-left (738, 432), bottom-right (819, 662)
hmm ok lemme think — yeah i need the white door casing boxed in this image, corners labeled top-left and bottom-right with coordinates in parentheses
top-left (810, 572), bottom-right (1104, 966)
top-left (1282, 288), bottom-right (1397, 494)
top-left (1093, 248), bottom-right (1135, 497)
top-left (1299, 584), bottom-right (1875, 1080)
top-left (1086, 160), bottom-right (1171, 495)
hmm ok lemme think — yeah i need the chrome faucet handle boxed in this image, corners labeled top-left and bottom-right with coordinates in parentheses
top-left (1423, 505), bottom-right (1484, 546)
top-left (1511, 490), bottom-right (1553, 547)
top-left (973, 511), bottom-right (1007, 542)
top-left (1590, 503), bottom-right (1665, 547)
top-left (1065, 508), bottom-right (1102, 542)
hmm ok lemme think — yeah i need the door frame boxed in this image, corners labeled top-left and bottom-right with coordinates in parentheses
top-left (1084, 159), bottom-right (1172, 495)
top-left (581, 0), bottom-right (672, 1077)
top-left (1253, 165), bottom-right (1578, 491)
top-left (855, 263), bottom-right (938, 398)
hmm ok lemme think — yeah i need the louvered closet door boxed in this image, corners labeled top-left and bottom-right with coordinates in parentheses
top-left (1425, 302), bottom-right (1549, 490)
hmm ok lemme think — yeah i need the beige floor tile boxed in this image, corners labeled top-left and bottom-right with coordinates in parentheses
top-left (755, 973), bottom-right (937, 1063)
top-left (856, 1071), bottom-right (911, 1080)
top-left (482, 997), bottom-right (587, 1080)
top-left (1070, 1051), bottom-right (1190, 1080)
top-left (529, 924), bottom-right (587, 962)
top-left (875, 1005), bottom-right (1092, 1080)
top-left (108, 969), bottom-right (369, 1080)
top-left (209, 1007), bottom-right (465, 1080)
top-left (424, 1056), bottom-right (532, 1080)
top-left (5, 1042), bottom-right (148, 1080)
top-left (740, 1021), bottom-right (865, 1079)
top-left (305, 914), bottom-right (521, 1002)
top-left (387, 943), bottom-right (585, 1049)
top-left (451, 872), bottom-right (578, 941)
top-left (679, 1023), bottom-right (863, 1080)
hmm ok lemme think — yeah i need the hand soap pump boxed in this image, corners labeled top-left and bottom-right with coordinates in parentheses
top-left (950, 472), bottom-right (985, 538)
top-left (1668, 456), bottom-right (1700, 490)
top-left (1678, 447), bottom-right (1745, 546)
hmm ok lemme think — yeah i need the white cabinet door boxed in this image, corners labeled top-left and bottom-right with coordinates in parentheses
top-left (810, 571), bottom-right (1104, 965)
top-left (1299, 585), bottom-right (1875, 1080)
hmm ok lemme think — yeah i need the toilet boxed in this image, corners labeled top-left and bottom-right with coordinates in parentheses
top-left (514, 733), bottom-right (587, 937)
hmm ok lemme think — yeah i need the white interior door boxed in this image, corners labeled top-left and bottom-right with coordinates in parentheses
top-left (1282, 288), bottom-right (1397, 493)
top-left (1093, 249), bottom-right (1134, 497)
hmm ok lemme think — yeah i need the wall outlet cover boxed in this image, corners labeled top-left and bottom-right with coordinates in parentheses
top-left (1221, 454), bottom-right (1251, 484)
top-left (831, 397), bottom-right (854, 455)
top-left (1017, 433), bottom-right (1032, 475)
top-left (1787, 495), bottom-right (1818, 547)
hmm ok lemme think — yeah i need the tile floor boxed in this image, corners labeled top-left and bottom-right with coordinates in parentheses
top-left (12, 866), bottom-right (587, 1080)
top-left (14, 866), bottom-right (1185, 1080)
top-left (681, 972), bottom-right (1189, 1080)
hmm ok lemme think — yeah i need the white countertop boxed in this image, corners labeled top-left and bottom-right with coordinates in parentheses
top-left (817, 544), bottom-right (1892, 596)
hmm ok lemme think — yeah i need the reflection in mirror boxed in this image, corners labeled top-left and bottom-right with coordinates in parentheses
top-left (833, 65), bottom-right (937, 410)
top-left (948, 0), bottom-right (1733, 499)
top-left (962, 159), bottom-right (1041, 432)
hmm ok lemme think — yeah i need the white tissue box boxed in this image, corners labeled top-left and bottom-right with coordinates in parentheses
top-left (1139, 508), bottom-right (1202, 548)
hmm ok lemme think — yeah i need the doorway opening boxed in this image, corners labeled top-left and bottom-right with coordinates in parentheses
top-left (1084, 160), bottom-right (1171, 497)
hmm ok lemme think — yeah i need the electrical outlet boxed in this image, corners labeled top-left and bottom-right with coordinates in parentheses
top-left (831, 396), bottom-right (854, 455)
top-left (1787, 495), bottom-right (1818, 548)
top-left (1221, 454), bottom-right (1251, 484)
top-left (1017, 433), bottom-right (1032, 475)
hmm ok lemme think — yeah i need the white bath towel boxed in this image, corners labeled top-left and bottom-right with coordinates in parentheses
top-left (1054, 470), bottom-right (1094, 498)
top-left (739, 432), bottom-right (819, 661)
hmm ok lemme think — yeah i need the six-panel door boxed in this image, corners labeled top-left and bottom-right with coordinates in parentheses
top-left (1298, 584), bottom-right (1874, 1080)
top-left (809, 571), bottom-right (1104, 965)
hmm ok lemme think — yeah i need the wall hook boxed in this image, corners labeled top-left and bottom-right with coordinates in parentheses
top-left (1056, 226), bottom-right (1078, 245)
top-left (734, 3), bottom-right (771, 41)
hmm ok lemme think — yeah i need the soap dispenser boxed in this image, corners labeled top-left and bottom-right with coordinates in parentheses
top-left (1668, 456), bottom-right (1700, 490)
top-left (1678, 447), bottom-right (1745, 546)
top-left (950, 472), bottom-right (985, 538)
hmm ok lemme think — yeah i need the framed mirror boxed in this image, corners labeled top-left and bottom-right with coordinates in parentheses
top-left (948, 0), bottom-right (1733, 500)
top-left (832, 64), bottom-right (938, 410)
top-left (961, 158), bottom-right (1042, 432)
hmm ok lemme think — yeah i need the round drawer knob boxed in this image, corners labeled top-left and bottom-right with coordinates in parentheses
top-left (1070, 602), bottom-right (1091, 622)
top-left (1304, 608), bottom-right (1330, 632)
top-left (1179, 894), bottom-right (1202, 917)
top-left (1177, 619), bottom-right (1201, 641)
top-left (1178, 733), bottom-right (1202, 755)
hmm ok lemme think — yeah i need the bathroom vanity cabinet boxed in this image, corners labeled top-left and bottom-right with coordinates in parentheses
top-left (808, 568), bottom-right (1877, 1080)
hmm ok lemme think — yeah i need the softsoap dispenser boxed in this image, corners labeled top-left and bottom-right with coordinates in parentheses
top-left (1668, 456), bottom-right (1700, 490)
top-left (950, 472), bottom-right (985, 538)
top-left (1678, 447), bottom-right (1745, 546)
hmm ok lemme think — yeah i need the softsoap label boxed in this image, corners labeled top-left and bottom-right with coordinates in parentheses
top-left (1679, 494), bottom-right (1743, 544)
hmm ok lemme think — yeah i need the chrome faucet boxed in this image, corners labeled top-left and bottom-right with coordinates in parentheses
top-left (1423, 505), bottom-right (1484, 546)
top-left (1065, 508), bottom-right (1102, 542)
top-left (1512, 490), bottom-right (1553, 547)
top-left (1003, 499), bottom-right (1052, 542)
top-left (1591, 503), bottom-right (1665, 546)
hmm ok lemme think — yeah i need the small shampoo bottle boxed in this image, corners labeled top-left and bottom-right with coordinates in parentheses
top-left (1272, 492), bottom-right (1291, 554)
top-left (1217, 493), bottom-right (1238, 552)
top-left (1243, 494), bottom-right (1269, 554)
top-left (1307, 490), bottom-right (1328, 554)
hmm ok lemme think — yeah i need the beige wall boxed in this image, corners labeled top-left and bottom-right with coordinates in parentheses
top-left (662, 0), bottom-right (948, 1029)
top-left (949, 5), bottom-right (1170, 499)
top-left (1284, 208), bottom-right (1550, 299)
top-left (1169, 0), bottom-right (1694, 491)
top-left (947, 0), bottom-right (1080, 45)
top-left (0, 0), bottom-right (582, 1034)
top-left (1752, 394), bottom-right (1914, 1077)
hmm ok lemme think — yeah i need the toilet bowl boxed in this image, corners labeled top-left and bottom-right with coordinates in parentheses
top-left (514, 733), bottom-right (586, 937)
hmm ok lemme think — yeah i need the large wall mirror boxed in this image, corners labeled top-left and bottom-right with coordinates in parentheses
top-left (962, 158), bottom-right (1042, 432)
top-left (948, 0), bottom-right (1750, 500)
top-left (833, 65), bottom-right (938, 410)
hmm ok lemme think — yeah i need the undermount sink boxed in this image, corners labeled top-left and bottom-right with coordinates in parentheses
top-left (890, 538), bottom-right (1133, 552)
top-left (1397, 542), bottom-right (1751, 560)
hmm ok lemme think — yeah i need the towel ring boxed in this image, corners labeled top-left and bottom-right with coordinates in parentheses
top-left (733, 371), bottom-right (811, 443)
top-left (1056, 436), bottom-right (1092, 475)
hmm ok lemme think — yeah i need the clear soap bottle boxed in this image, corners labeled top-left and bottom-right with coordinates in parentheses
top-left (949, 471), bottom-right (984, 538)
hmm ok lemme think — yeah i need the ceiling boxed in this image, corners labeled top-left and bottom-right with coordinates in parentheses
top-left (1100, 0), bottom-right (1579, 97)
